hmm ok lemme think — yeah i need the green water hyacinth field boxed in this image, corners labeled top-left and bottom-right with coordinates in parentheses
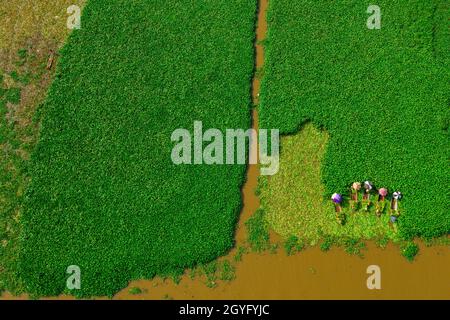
top-left (18, 0), bottom-right (256, 297)
top-left (259, 0), bottom-right (449, 240)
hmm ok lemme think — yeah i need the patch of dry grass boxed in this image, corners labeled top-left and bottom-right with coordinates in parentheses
top-left (0, 0), bottom-right (85, 295)
top-left (0, 0), bottom-right (86, 51)
top-left (259, 123), bottom-right (395, 246)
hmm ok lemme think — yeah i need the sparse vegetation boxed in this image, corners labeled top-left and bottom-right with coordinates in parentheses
top-left (245, 209), bottom-right (271, 252)
top-left (376, 236), bottom-right (390, 249)
top-left (219, 260), bottom-right (236, 282)
top-left (401, 242), bottom-right (420, 262)
top-left (343, 238), bottom-right (366, 258)
top-left (128, 287), bottom-right (142, 295)
top-left (283, 235), bottom-right (304, 256)
top-left (233, 246), bottom-right (247, 263)
top-left (0, 48), bottom-right (56, 294)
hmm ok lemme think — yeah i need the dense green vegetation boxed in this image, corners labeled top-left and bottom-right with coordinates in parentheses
top-left (259, 124), bottom-right (395, 245)
top-left (19, 0), bottom-right (256, 297)
top-left (186, 259), bottom-right (236, 288)
top-left (260, 0), bottom-right (449, 240)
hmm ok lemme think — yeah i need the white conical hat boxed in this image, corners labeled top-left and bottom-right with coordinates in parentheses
top-left (393, 191), bottom-right (402, 200)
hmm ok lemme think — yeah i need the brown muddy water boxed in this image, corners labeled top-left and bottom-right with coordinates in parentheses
top-left (2, 0), bottom-right (449, 300)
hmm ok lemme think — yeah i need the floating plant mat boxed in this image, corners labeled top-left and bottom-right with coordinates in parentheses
top-left (259, 0), bottom-right (449, 240)
top-left (19, 0), bottom-right (256, 297)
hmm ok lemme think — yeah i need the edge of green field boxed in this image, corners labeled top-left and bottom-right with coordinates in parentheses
top-left (258, 0), bottom-right (449, 245)
top-left (18, 0), bottom-right (257, 297)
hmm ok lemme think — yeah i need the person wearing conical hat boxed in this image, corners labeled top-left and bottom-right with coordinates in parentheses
top-left (376, 188), bottom-right (388, 217)
top-left (389, 191), bottom-right (402, 232)
top-left (350, 182), bottom-right (361, 211)
top-left (332, 193), bottom-right (345, 225)
top-left (362, 181), bottom-right (373, 211)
